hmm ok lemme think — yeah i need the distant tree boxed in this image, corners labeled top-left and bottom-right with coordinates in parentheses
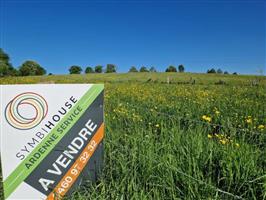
top-left (85, 66), bottom-right (94, 74)
top-left (166, 65), bottom-right (177, 72)
top-left (36, 65), bottom-right (46, 75)
top-left (19, 60), bottom-right (46, 76)
top-left (217, 68), bottom-right (223, 74)
top-left (224, 71), bottom-right (229, 75)
top-left (149, 66), bottom-right (157, 72)
top-left (95, 65), bottom-right (103, 73)
top-left (0, 48), bottom-right (18, 77)
top-left (140, 66), bottom-right (149, 72)
top-left (0, 48), bottom-right (10, 64)
top-left (233, 72), bottom-right (238, 75)
top-left (0, 62), bottom-right (9, 77)
top-left (129, 66), bottom-right (138, 72)
top-left (106, 64), bottom-right (116, 73)
top-left (0, 62), bottom-right (18, 77)
top-left (9, 66), bottom-right (18, 76)
top-left (178, 64), bottom-right (185, 72)
top-left (48, 72), bottom-right (53, 75)
top-left (0, 61), bottom-right (8, 77)
top-left (207, 68), bottom-right (216, 74)
top-left (69, 65), bottom-right (82, 74)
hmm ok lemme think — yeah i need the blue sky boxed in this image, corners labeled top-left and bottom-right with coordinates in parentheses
top-left (0, 0), bottom-right (265, 74)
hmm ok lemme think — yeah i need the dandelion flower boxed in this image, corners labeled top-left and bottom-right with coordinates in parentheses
top-left (220, 139), bottom-right (226, 145)
top-left (246, 118), bottom-right (252, 124)
top-left (155, 124), bottom-right (160, 128)
top-left (208, 134), bottom-right (212, 139)
top-left (258, 125), bottom-right (264, 130)
top-left (202, 115), bottom-right (212, 122)
top-left (235, 143), bottom-right (240, 148)
top-left (205, 117), bottom-right (211, 122)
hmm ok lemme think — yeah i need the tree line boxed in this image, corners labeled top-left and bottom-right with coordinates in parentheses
top-left (128, 65), bottom-right (185, 73)
top-left (69, 64), bottom-right (117, 74)
top-left (69, 64), bottom-right (185, 74)
top-left (206, 68), bottom-right (237, 75)
top-left (0, 48), bottom-right (237, 77)
top-left (0, 48), bottom-right (46, 77)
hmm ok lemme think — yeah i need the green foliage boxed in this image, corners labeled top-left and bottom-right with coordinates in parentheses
top-left (207, 68), bottom-right (216, 73)
top-left (106, 64), bottom-right (116, 73)
top-left (166, 65), bottom-right (177, 72)
top-left (0, 74), bottom-right (265, 199)
top-left (149, 66), bottom-right (157, 72)
top-left (217, 68), bottom-right (223, 74)
top-left (233, 72), bottom-right (238, 75)
top-left (224, 71), bottom-right (229, 74)
top-left (139, 66), bottom-right (149, 72)
top-left (85, 66), bottom-right (94, 74)
top-left (0, 48), bottom-right (48, 77)
top-left (46, 76), bottom-right (265, 200)
top-left (178, 64), bottom-right (185, 72)
top-left (0, 73), bottom-right (263, 85)
top-left (69, 66), bottom-right (82, 74)
top-left (0, 61), bottom-right (10, 77)
top-left (0, 60), bottom-right (18, 77)
top-left (0, 48), bottom-right (18, 77)
top-left (129, 66), bottom-right (138, 72)
top-left (0, 48), bottom-right (10, 64)
top-left (95, 65), bottom-right (103, 73)
top-left (19, 60), bottom-right (46, 76)
top-left (0, 74), bottom-right (265, 200)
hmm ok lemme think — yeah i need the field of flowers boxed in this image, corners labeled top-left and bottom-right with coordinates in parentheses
top-left (0, 73), bottom-right (266, 199)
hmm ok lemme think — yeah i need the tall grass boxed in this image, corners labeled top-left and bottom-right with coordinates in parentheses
top-left (70, 79), bottom-right (265, 199)
top-left (0, 73), bottom-right (265, 199)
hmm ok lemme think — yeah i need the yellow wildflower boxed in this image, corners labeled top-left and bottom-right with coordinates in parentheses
top-left (155, 124), bottom-right (160, 128)
top-left (215, 110), bottom-right (220, 115)
top-left (208, 134), bottom-right (212, 139)
top-left (202, 115), bottom-right (212, 122)
top-left (206, 117), bottom-right (211, 122)
top-left (246, 118), bottom-right (252, 124)
top-left (235, 143), bottom-right (240, 148)
top-left (220, 139), bottom-right (226, 145)
top-left (258, 125), bottom-right (264, 130)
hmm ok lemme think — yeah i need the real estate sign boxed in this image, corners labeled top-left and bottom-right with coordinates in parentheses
top-left (0, 84), bottom-right (104, 199)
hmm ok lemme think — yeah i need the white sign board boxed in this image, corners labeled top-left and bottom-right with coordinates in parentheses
top-left (0, 84), bottom-right (104, 199)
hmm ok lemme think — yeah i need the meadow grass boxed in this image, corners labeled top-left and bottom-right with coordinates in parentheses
top-left (0, 73), bottom-right (265, 199)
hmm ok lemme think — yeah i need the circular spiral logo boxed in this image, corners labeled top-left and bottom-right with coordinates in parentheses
top-left (5, 92), bottom-right (48, 130)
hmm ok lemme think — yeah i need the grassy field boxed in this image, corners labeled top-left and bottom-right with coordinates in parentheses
top-left (0, 72), bottom-right (266, 199)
